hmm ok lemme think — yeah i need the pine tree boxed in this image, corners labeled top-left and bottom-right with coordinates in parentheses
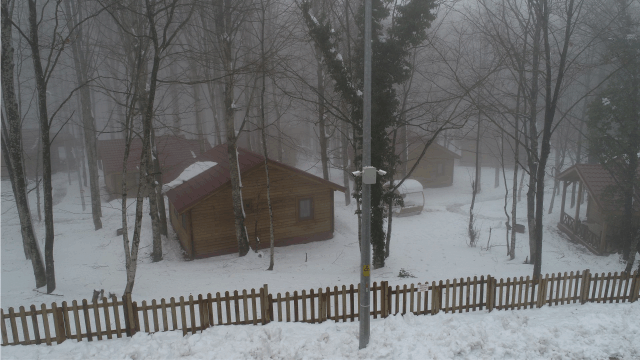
top-left (587, 18), bottom-right (639, 272)
top-left (301, 0), bottom-right (436, 268)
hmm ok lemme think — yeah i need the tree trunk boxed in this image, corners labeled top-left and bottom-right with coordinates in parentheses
top-left (0, 39), bottom-right (47, 289)
top-left (65, 140), bottom-right (72, 185)
top-left (518, 167), bottom-right (525, 202)
top-left (474, 116), bottom-right (482, 194)
top-left (222, 30), bottom-right (250, 257)
top-left (469, 115), bottom-right (482, 246)
top-left (28, 0), bottom-right (56, 293)
top-left (76, 123), bottom-right (88, 187)
top-left (191, 65), bottom-right (207, 153)
top-left (341, 103), bottom-right (351, 206)
top-left (35, 133), bottom-right (42, 222)
top-left (141, 46), bottom-right (163, 263)
top-left (169, 63), bottom-right (182, 136)
top-left (72, 125), bottom-right (86, 211)
top-left (525, 0), bottom-right (542, 268)
top-left (1, 123), bottom-right (36, 262)
top-left (270, 79), bottom-right (284, 163)
top-left (533, 0), bottom-right (576, 279)
top-left (316, 48), bottom-right (329, 180)
top-left (259, 1), bottom-right (275, 270)
top-left (147, 127), bottom-right (164, 260)
top-left (510, 89), bottom-right (523, 260)
top-left (122, 120), bottom-right (145, 295)
top-left (63, 0), bottom-right (103, 230)
top-left (548, 138), bottom-right (565, 214)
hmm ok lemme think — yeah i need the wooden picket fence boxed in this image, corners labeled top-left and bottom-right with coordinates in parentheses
top-left (1, 269), bottom-right (638, 347)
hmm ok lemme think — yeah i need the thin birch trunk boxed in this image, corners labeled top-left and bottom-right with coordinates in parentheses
top-left (169, 63), bottom-right (182, 136)
top-left (510, 85), bottom-right (523, 261)
top-left (259, 0), bottom-right (276, 270)
top-left (35, 132), bottom-right (42, 222)
top-left (1, 122), bottom-right (35, 261)
top-left (526, 0), bottom-right (542, 267)
top-left (28, 0), bottom-right (56, 293)
top-left (0, 56), bottom-right (46, 288)
top-left (220, 6), bottom-right (250, 256)
top-left (63, 0), bottom-right (102, 230)
top-left (191, 64), bottom-right (206, 153)
top-left (73, 125), bottom-right (86, 211)
top-left (270, 79), bottom-right (284, 163)
top-left (316, 50), bottom-right (329, 180)
top-left (341, 103), bottom-right (350, 206)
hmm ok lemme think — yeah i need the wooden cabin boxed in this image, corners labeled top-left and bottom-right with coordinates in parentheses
top-left (97, 136), bottom-right (207, 198)
top-left (556, 164), bottom-right (637, 255)
top-left (458, 132), bottom-right (526, 168)
top-left (1, 128), bottom-right (79, 179)
top-left (164, 144), bottom-right (346, 259)
top-left (400, 142), bottom-right (460, 188)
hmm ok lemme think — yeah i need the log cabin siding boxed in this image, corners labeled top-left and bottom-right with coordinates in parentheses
top-left (169, 201), bottom-right (193, 258)
top-left (401, 143), bottom-right (458, 188)
top-left (407, 158), bottom-right (455, 188)
top-left (188, 165), bottom-right (336, 257)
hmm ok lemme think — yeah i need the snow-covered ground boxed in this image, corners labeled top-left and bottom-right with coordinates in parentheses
top-left (2, 303), bottom-right (638, 359)
top-left (1, 162), bottom-right (637, 358)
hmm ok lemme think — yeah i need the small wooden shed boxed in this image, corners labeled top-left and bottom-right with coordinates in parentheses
top-left (164, 144), bottom-right (345, 259)
top-left (556, 164), bottom-right (636, 254)
top-left (402, 142), bottom-right (460, 188)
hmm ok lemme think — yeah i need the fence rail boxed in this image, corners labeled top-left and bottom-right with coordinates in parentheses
top-left (2, 269), bottom-right (638, 347)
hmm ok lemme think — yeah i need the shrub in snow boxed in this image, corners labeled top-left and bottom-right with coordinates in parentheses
top-left (398, 268), bottom-right (416, 278)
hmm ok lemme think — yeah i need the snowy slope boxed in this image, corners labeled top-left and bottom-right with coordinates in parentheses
top-left (1, 162), bottom-right (637, 359)
top-left (1, 303), bottom-right (638, 360)
top-left (1, 165), bottom-right (629, 310)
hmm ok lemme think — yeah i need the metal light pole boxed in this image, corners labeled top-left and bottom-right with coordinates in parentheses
top-left (359, 0), bottom-right (372, 350)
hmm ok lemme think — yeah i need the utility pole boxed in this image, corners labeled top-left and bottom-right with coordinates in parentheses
top-left (359, 0), bottom-right (372, 350)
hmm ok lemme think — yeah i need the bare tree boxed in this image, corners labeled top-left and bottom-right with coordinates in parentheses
top-left (1, 7), bottom-right (48, 283)
top-left (208, 0), bottom-right (261, 257)
top-left (62, 0), bottom-right (103, 230)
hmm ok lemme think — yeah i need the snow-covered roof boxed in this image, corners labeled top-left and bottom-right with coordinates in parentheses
top-left (164, 144), bottom-right (346, 213)
top-left (389, 179), bottom-right (424, 194)
top-left (162, 161), bottom-right (217, 193)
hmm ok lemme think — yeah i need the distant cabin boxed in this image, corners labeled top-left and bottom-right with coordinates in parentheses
top-left (458, 134), bottom-right (526, 168)
top-left (164, 144), bottom-right (346, 259)
top-left (400, 142), bottom-right (460, 188)
top-left (1, 128), bottom-right (79, 179)
top-left (97, 136), bottom-right (207, 198)
top-left (556, 164), bottom-right (639, 255)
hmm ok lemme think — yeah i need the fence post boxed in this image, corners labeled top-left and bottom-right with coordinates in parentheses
top-left (630, 271), bottom-right (639, 303)
top-left (124, 293), bottom-right (137, 336)
top-left (431, 282), bottom-right (440, 315)
top-left (262, 284), bottom-right (271, 324)
top-left (536, 276), bottom-right (545, 308)
top-left (486, 276), bottom-right (494, 312)
top-left (52, 304), bottom-right (66, 344)
top-left (381, 281), bottom-right (388, 318)
top-left (198, 294), bottom-right (208, 331)
top-left (580, 270), bottom-right (591, 304)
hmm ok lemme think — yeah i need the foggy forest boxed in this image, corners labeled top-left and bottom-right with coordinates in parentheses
top-left (1, 0), bottom-right (639, 358)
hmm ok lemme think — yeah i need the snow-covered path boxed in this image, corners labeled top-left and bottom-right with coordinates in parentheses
top-left (2, 303), bottom-right (638, 360)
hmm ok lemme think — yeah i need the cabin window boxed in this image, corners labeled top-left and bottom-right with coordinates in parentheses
top-left (298, 197), bottom-right (313, 221)
top-left (437, 163), bottom-right (444, 176)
